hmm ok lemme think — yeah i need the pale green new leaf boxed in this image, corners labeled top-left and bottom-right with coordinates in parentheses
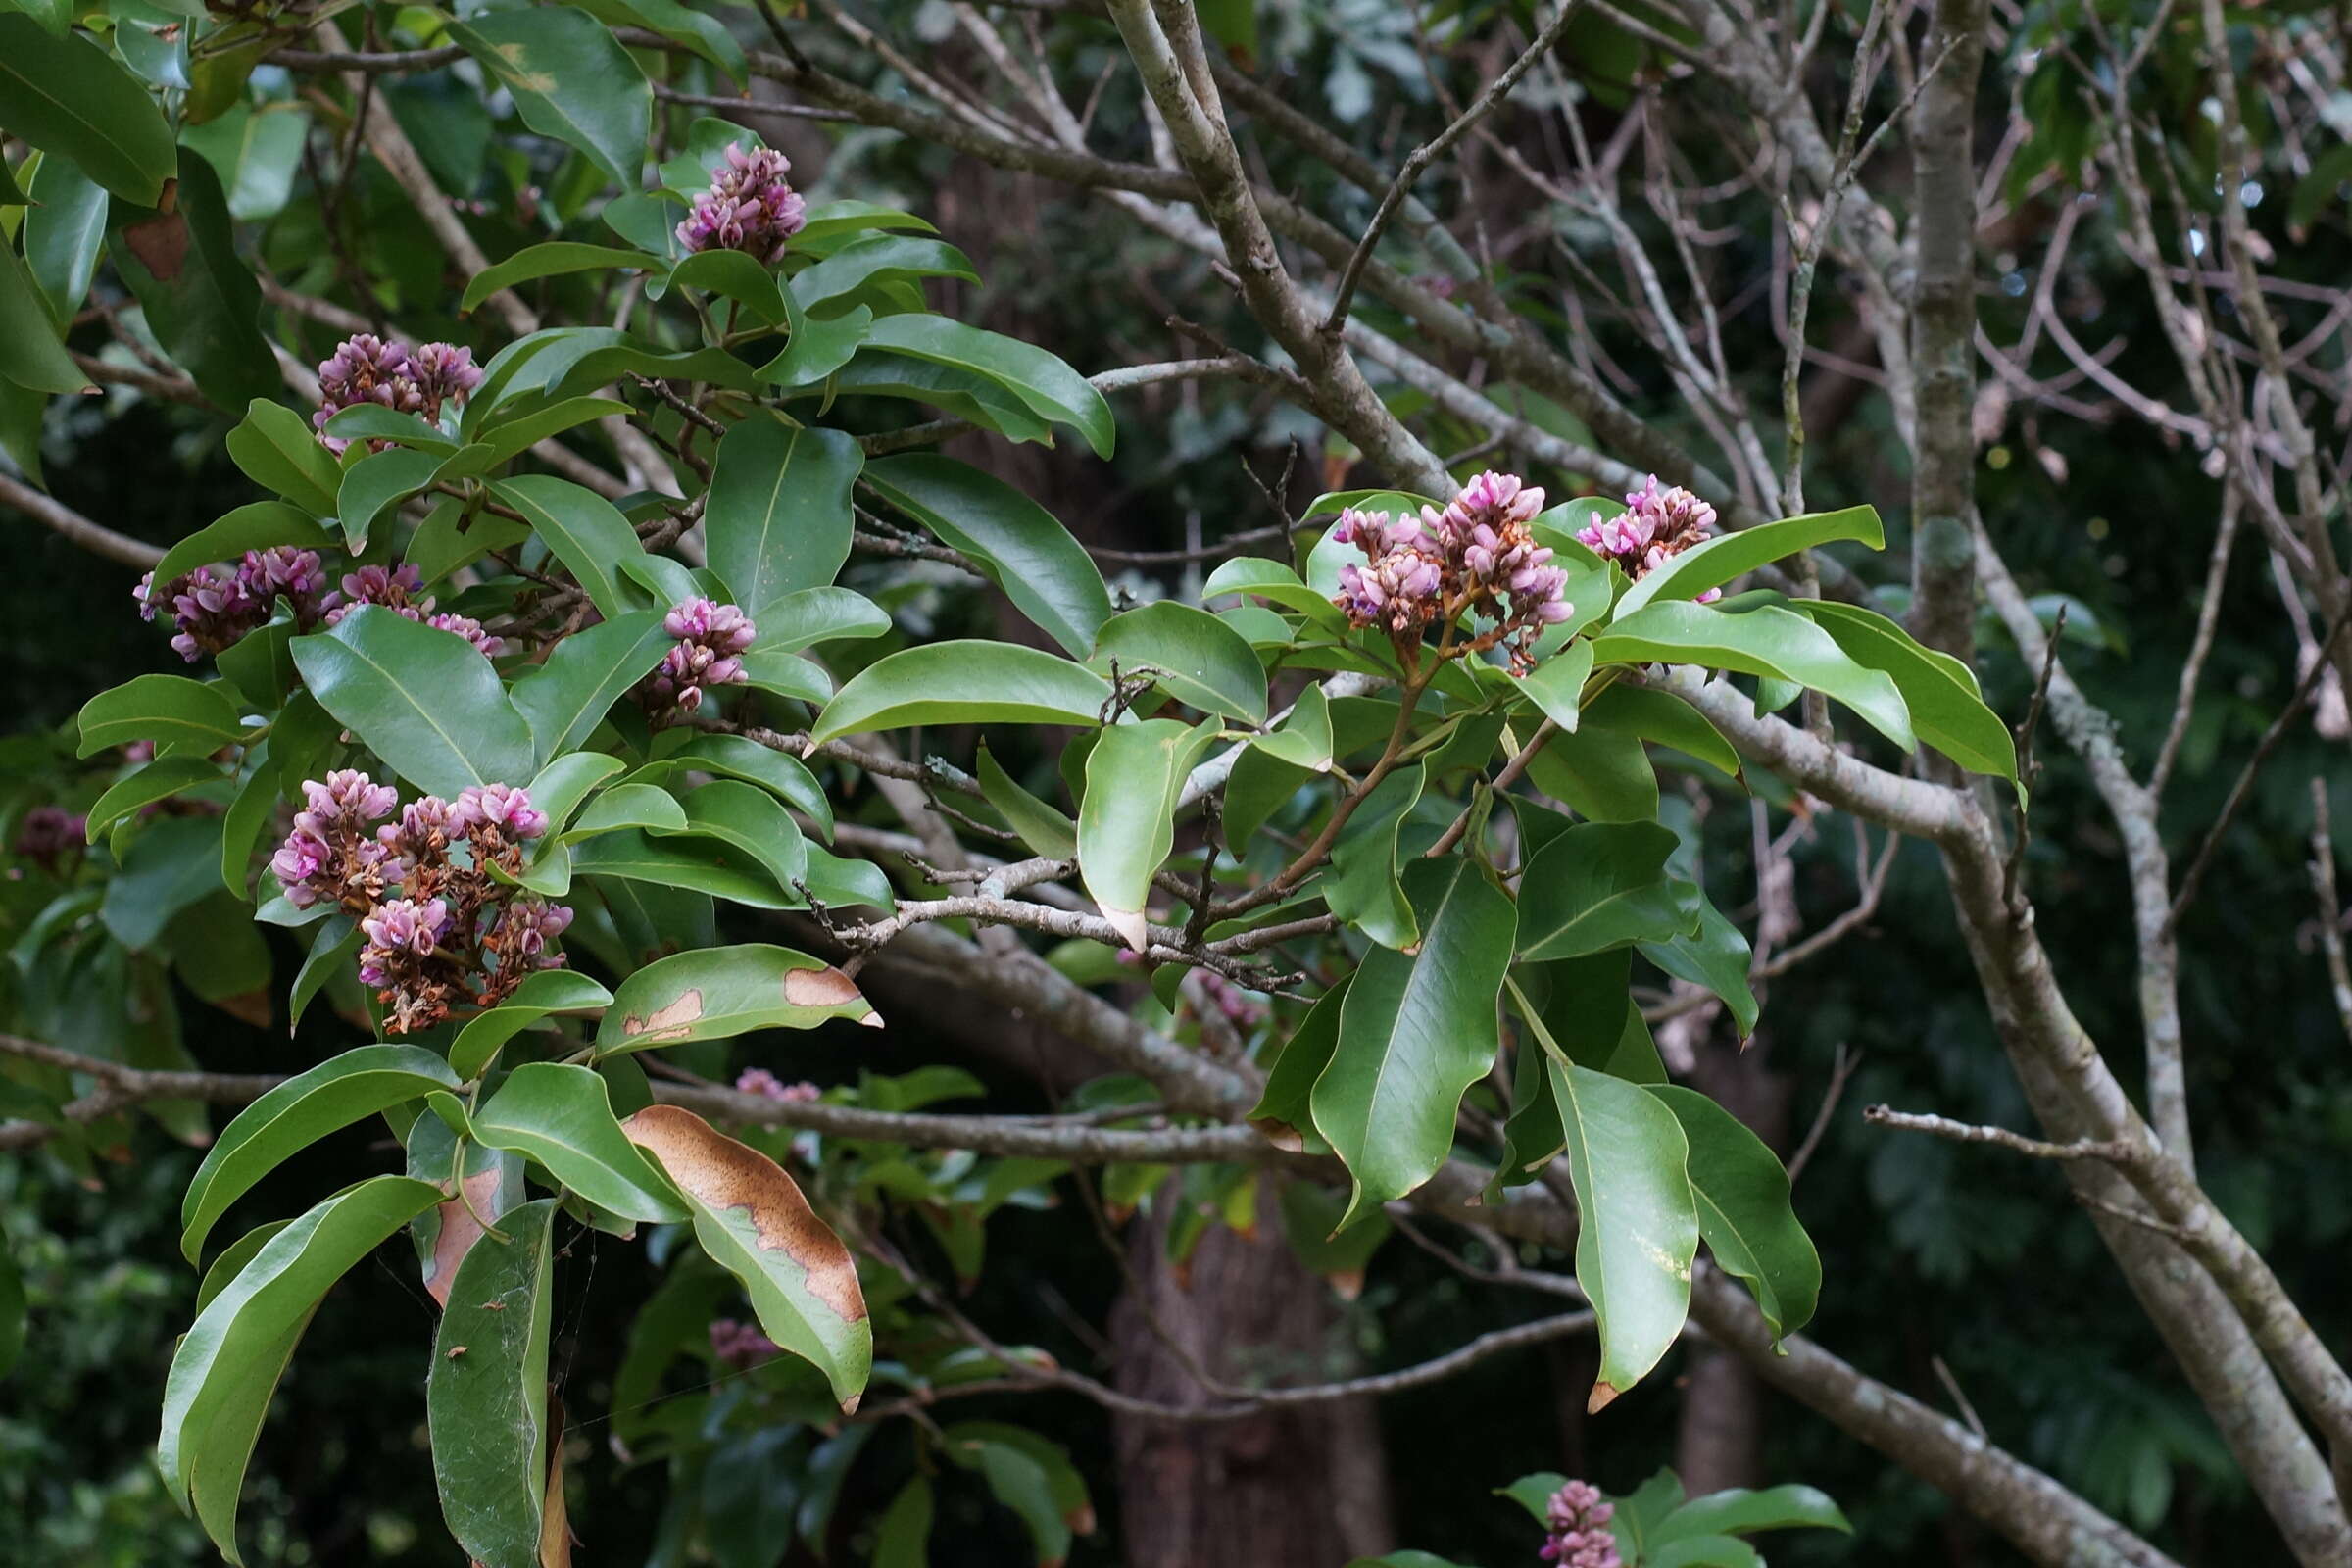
top-left (1077, 718), bottom-right (1220, 949)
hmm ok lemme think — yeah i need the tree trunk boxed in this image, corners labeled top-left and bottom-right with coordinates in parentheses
top-left (1111, 1178), bottom-right (1395, 1567)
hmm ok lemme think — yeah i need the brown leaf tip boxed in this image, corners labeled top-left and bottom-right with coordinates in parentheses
top-left (1586, 1380), bottom-right (1621, 1414)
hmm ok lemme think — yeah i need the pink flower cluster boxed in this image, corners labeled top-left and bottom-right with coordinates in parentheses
top-left (15, 806), bottom-right (87, 875)
top-left (677, 143), bottom-right (807, 266)
top-left (709, 1318), bottom-right (782, 1369)
top-left (271, 770), bottom-right (568, 1034)
top-left (136, 545), bottom-right (328, 662)
top-left (322, 563), bottom-right (506, 658)
top-left (636, 598), bottom-right (756, 724)
top-left (314, 333), bottom-right (483, 453)
top-left (1541, 1481), bottom-right (1620, 1568)
top-left (1195, 971), bottom-right (1266, 1030)
top-left (736, 1067), bottom-right (821, 1102)
top-left (1575, 476), bottom-right (1720, 598)
top-left (1330, 471), bottom-right (1572, 673)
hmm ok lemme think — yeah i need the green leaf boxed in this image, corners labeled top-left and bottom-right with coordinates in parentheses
top-left (945, 1428), bottom-right (1079, 1566)
top-left (1091, 601), bottom-right (1268, 724)
top-left (180, 1044), bottom-right (460, 1262)
top-left (859, 315), bottom-right (1112, 457)
top-left (472, 1063), bottom-right (688, 1223)
top-left (1639, 896), bottom-right (1759, 1038)
top-left (459, 241), bottom-right (650, 314)
top-left (1322, 764), bottom-right (1425, 950)
top-left (745, 586), bottom-right (891, 654)
top-left (792, 235), bottom-right (978, 313)
top-left (1525, 724), bottom-right (1656, 821)
top-left (668, 244), bottom-right (789, 324)
top-left (180, 102), bottom-right (309, 221)
top-left (226, 399), bottom-right (343, 516)
top-left (802, 845), bottom-right (894, 911)
top-left (450, 970), bottom-right (615, 1081)
top-left (873, 1476), bottom-right (934, 1568)
top-left (1644, 1086), bottom-right (1820, 1342)
top-left (863, 455), bottom-right (1111, 658)
top-left (287, 916), bottom-right (359, 1030)
top-left (471, 394), bottom-right (629, 466)
top-left (594, 942), bottom-right (875, 1054)
top-left (85, 756), bottom-right (221, 841)
top-left (1612, 506), bottom-right (1884, 619)
top-left (449, 10), bottom-right (651, 188)
top-left (22, 152), bottom-right (108, 327)
top-left (510, 609), bottom-right (669, 762)
top-left (1592, 601), bottom-right (1914, 752)
top-left (1794, 600), bottom-right (2018, 786)
top-left (1078, 718), bottom-right (1220, 949)
top-left (575, 0), bottom-right (745, 78)
top-left (1647, 1537), bottom-right (1761, 1568)
top-left (1516, 822), bottom-right (1696, 960)
top-left (622, 1103), bottom-right (872, 1407)
top-left (331, 447), bottom-right (441, 552)
top-left (810, 642), bottom-right (1109, 744)
top-left (1652, 1484), bottom-right (1850, 1543)
top-left (318, 405), bottom-right (459, 456)
top-left (1200, 556), bottom-right (1349, 634)
top-left (0, 14), bottom-right (176, 203)
top-left (658, 732), bottom-right (832, 839)
top-left (1247, 975), bottom-right (1346, 1154)
top-left (108, 151), bottom-right (277, 407)
top-left (427, 1198), bottom-right (559, 1568)
top-left (491, 475), bottom-right (650, 621)
top-left (977, 741), bottom-right (1075, 859)
top-left (660, 779), bottom-right (808, 897)
top-left (291, 607), bottom-right (535, 797)
top-left (161, 1176), bottom-right (444, 1562)
top-left (569, 781), bottom-right (686, 839)
top-left (1312, 857), bottom-right (1515, 1228)
top-left (573, 829), bottom-right (803, 908)
top-left (148, 502), bottom-right (321, 591)
top-left (706, 419), bottom-right (861, 611)
top-left (0, 234), bottom-right (87, 394)
top-left (1584, 684), bottom-right (1741, 781)
top-left (1548, 1054), bottom-right (1698, 1409)
top-left (1515, 640), bottom-right (1595, 733)
top-left (76, 674), bottom-right (245, 757)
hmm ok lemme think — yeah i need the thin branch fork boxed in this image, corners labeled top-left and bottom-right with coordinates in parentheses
top-left (1863, 1104), bottom-right (2147, 1165)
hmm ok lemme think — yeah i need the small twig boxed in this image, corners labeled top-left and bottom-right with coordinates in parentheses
top-left (2003, 604), bottom-right (2066, 916)
top-left (1932, 1354), bottom-right (1990, 1443)
top-left (1863, 1104), bottom-right (2144, 1165)
top-left (1786, 1042), bottom-right (1858, 1185)
top-left (2310, 778), bottom-right (2352, 1049)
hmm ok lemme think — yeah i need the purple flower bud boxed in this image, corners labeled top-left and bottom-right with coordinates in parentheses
top-left (362, 896), bottom-right (450, 956)
top-left (406, 342), bottom-right (483, 409)
top-left (675, 143), bottom-right (807, 266)
top-left (425, 612), bottom-right (505, 658)
top-left (454, 782), bottom-right (547, 841)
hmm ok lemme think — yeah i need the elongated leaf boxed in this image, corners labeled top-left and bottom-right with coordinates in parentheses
top-left (150, 502), bottom-right (321, 591)
top-left (1584, 684), bottom-right (1741, 780)
top-left (873, 1477), bottom-right (933, 1568)
top-left (1200, 556), bottom-right (1349, 633)
top-left (1794, 600), bottom-right (2018, 786)
top-left (569, 781), bottom-right (685, 839)
top-left (76, 674), bottom-right (245, 757)
top-left (428, 1199), bottom-right (559, 1568)
top-left (859, 315), bottom-right (1112, 457)
top-left (977, 741), bottom-right (1075, 858)
top-left (1550, 1058), bottom-right (1698, 1409)
top-left (1515, 640), bottom-right (1595, 733)
top-left (161, 1177), bottom-right (444, 1562)
top-left (1078, 719), bottom-right (1220, 950)
top-left (0, 236), bottom-right (87, 394)
top-left (109, 151), bottom-right (277, 407)
top-left (1526, 723), bottom-right (1656, 822)
top-left (573, 828), bottom-right (800, 907)
top-left (1322, 764), bottom-right (1425, 950)
top-left (660, 779), bottom-right (808, 895)
top-left (1091, 601), bottom-right (1267, 724)
top-left (1639, 897), bottom-right (1759, 1038)
top-left (945, 1426), bottom-right (1082, 1566)
top-left (1592, 601), bottom-right (1914, 752)
top-left (1652, 1484), bottom-right (1850, 1544)
top-left (1645, 1086), bottom-right (1820, 1342)
top-left (511, 609), bottom-right (669, 762)
top-left (791, 235), bottom-right (978, 314)
top-left (450, 11), bottom-right (650, 188)
top-left (491, 475), bottom-right (649, 620)
top-left (1613, 506), bottom-right (1884, 619)
top-left (86, 756), bottom-right (221, 841)
top-left (472, 1063), bottom-right (687, 1223)
top-left (180, 1045), bottom-right (459, 1262)
top-left (595, 942), bottom-right (875, 1054)
top-left (471, 394), bottom-right (628, 466)
top-left (622, 1104), bottom-right (871, 1406)
top-left (1247, 976), bottom-right (1347, 1154)
top-left (745, 586), bottom-right (891, 654)
top-left (1516, 821), bottom-right (1696, 960)
top-left (226, 399), bottom-right (341, 515)
top-left (0, 15), bottom-right (176, 203)
top-left (1311, 857), bottom-right (1515, 1228)
top-left (23, 151), bottom-right (108, 328)
top-left (451, 970), bottom-right (615, 1080)
top-left (332, 447), bottom-right (441, 552)
top-left (810, 642), bottom-right (1109, 744)
top-left (291, 606), bottom-right (535, 797)
top-left (863, 455), bottom-right (1111, 657)
top-left (659, 732), bottom-right (831, 839)
top-left (706, 420), bottom-right (861, 611)
top-left (462, 242), bottom-right (650, 314)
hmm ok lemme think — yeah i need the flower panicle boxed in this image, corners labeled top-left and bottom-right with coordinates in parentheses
top-left (313, 333), bottom-right (481, 453)
top-left (1574, 475), bottom-right (1721, 599)
top-left (1329, 470), bottom-right (1571, 673)
top-left (636, 597), bottom-right (758, 724)
top-left (1539, 1480), bottom-right (1621, 1568)
top-left (676, 142), bottom-right (807, 266)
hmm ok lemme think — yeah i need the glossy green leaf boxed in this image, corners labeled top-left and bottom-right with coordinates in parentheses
top-left (0, 236), bottom-right (87, 394)
top-left (287, 916), bottom-right (359, 1031)
top-left (706, 419), bottom-right (861, 611)
top-left (1638, 897), bottom-right (1759, 1038)
top-left (791, 235), bottom-right (977, 314)
top-left (290, 606), bottom-right (535, 798)
top-left (511, 609), bottom-right (669, 762)
top-left (572, 828), bottom-right (800, 907)
top-left (863, 455), bottom-right (1111, 658)
top-left (1312, 857), bottom-right (1515, 1228)
top-left (1514, 640), bottom-right (1595, 733)
top-left (1794, 600), bottom-right (2018, 786)
top-left (461, 242), bottom-right (649, 314)
top-left (450, 970), bottom-right (615, 1081)
top-left (1321, 764), bottom-right (1425, 951)
top-left (85, 756), bottom-right (220, 841)
top-left (427, 1199), bottom-right (559, 1568)
top-left (148, 502), bottom-right (320, 591)
top-left (491, 475), bottom-right (649, 621)
top-left (471, 394), bottom-right (628, 466)
top-left (1200, 556), bottom-right (1349, 633)
top-left (1645, 1086), bottom-right (1820, 1342)
top-left (1247, 975), bottom-right (1347, 1155)
top-left (668, 244), bottom-right (789, 324)
top-left (1583, 684), bottom-right (1741, 780)
top-left (1592, 601), bottom-right (1914, 752)
top-left (21, 152), bottom-right (107, 327)
top-left (0, 14), bottom-right (176, 203)
top-left (108, 152), bottom-right (277, 408)
top-left (1250, 684), bottom-right (1333, 772)
top-left (622, 1103), bottom-right (871, 1408)
top-left (76, 674), bottom-right (245, 757)
top-left (859, 314), bottom-right (1112, 457)
top-left (180, 102), bottom-right (309, 221)
top-left (977, 741), bottom-right (1075, 858)
top-left (1091, 601), bottom-right (1268, 724)
top-left (226, 399), bottom-right (342, 516)
top-left (471, 1063), bottom-right (687, 1223)
top-left (594, 942), bottom-right (876, 1054)
top-left (1078, 718), bottom-right (1220, 950)
top-left (449, 10), bottom-right (651, 188)
top-left (1516, 821), bottom-right (1697, 960)
top-left (576, 0), bottom-right (745, 78)
top-left (161, 1177), bottom-right (444, 1562)
top-left (318, 405), bottom-right (459, 456)
top-left (659, 732), bottom-right (832, 840)
top-left (744, 586), bottom-right (891, 654)
top-left (180, 1044), bottom-right (459, 1262)
top-left (569, 781), bottom-right (686, 839)
top-left (1652, 1483), bottom-right (1850, 1544)
top-left (810, 642), bottom-right (1109, 744)
top-left (1612, 506), bottom-right (1883, 619)
top-left (1525, 723), bottom-right (1656, 821)
top-left (332, 447), bottom-right (440, 552)
top-left (659, 779), bottom-right (808, 897)
top-left (945, 1427), bottom-right (1078, 1566)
